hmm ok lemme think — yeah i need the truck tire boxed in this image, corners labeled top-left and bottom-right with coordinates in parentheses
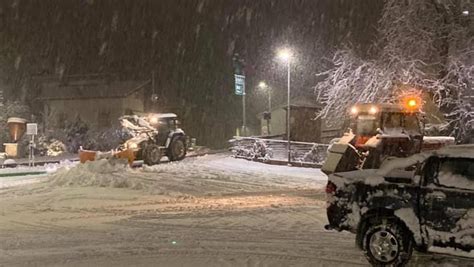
top-left (168, 136), bottom-right (186, 161)
top-left (143, 144), bottom-right (161, 166)
top-left (362, 217), bottom-right (413, 266)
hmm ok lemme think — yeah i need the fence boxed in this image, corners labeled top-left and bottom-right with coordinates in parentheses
top-left (229, 137), bottom-right (329, 168)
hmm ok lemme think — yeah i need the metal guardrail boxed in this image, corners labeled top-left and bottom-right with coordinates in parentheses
top-left (229, 137), bottom-right (329, 167)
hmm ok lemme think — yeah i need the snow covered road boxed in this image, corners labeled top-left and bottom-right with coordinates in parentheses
top-left (0, 154), bottom-right (472, 266)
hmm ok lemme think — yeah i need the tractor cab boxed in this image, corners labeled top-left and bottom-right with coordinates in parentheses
top-left (146, 113), bottom-right (186, 150)
top-left (147, 113), bottom-right (181, 132)
top-left (349, 103), bottom-right (423, 148)
top-left (322, 97), bottom-right (426, 174)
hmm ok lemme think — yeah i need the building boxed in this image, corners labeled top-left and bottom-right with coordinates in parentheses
top-left (37, 78), bottom-right (150, 130)
top-left (257, 97), bottom-right (322, 143)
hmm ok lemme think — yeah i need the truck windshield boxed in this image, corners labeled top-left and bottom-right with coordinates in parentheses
top-left (382, 113), bottom-right (420, 135)
top-left (356, 115), bottom-right (378, 135)
top-left (404, 114), bottom-right (421, 134)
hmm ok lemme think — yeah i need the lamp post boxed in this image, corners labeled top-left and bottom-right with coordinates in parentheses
top-left (277, 48), bottom-right (292, 165)
top-left (258, 81), bottom-right (271, 135)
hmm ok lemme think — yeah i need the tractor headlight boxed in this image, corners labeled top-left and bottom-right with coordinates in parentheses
top-left (128, 143), bottom-right (138, 150)
top-left (149, 116), bottom-right (159, 125)
top-left (369, 106), bottom-right (378, 114)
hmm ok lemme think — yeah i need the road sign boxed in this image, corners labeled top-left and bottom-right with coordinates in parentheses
top-left (26, 123), bottom-right (38, 135)
top-left (234, 74), bottom-right (245, 96)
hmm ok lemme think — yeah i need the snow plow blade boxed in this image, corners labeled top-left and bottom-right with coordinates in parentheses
top-left (321, 143), bottom-right (360, 175)
top-left (79, 148), bottom-right (135, 165)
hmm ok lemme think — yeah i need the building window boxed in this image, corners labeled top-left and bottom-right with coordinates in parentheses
top-left (98, 110), bottom-right (111, 128)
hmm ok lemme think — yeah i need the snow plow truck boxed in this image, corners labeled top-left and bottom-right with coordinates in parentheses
top-left (322, 97), bottom-right (455, 175)
top-left (79, 113), bottom-right (187, 166)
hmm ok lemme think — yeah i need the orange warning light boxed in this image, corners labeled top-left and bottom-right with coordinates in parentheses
top-left (408, 99), bottom-right (417, 107)
top-left (402, 96), bottom-right (421, 111)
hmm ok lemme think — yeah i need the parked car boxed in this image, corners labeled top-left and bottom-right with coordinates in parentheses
top-left (325, 145), bottom-right (474, 266)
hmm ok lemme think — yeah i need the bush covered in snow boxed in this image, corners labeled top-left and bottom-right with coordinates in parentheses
top-left (35, 136), bottom-right (67, 156)
top-left (40, 117), bottom-right (128, 154)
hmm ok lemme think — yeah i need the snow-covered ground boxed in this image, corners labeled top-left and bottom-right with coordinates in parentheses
top-left (0, 154), bottom-right (471, 266)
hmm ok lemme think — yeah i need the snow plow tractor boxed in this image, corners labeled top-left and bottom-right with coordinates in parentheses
top-left (79, 113), bottom-right (187, 166)
top-left (322, 98), bottom-right (455, 175)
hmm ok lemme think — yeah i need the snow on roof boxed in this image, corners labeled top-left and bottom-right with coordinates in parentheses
top-left (354, 103), bottom-right (405, 113)
top-left (257, 97), bottom-right (322, 117)
top-left (423, 136), bottom-right (456, 144)
top-left (38, 80), bottom-right (150, 100)
top-left (150, 113), bottom-right (177, 119)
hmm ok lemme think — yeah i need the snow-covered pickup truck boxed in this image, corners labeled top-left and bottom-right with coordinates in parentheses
top-left (325, 145), bottom-right (474, 266)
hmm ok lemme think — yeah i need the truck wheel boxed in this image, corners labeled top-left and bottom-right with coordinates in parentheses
top-left (168, 136), bottom-right (186, 161)
top-left (363, 217), bottom-right (413, 266)
top-left (143, 144), bottom-right (161, 166)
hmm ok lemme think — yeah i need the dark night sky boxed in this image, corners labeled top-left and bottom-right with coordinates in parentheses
top-left (0, 0), bottom-right (384, 147)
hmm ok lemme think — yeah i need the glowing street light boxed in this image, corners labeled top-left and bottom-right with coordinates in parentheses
top-left (277, 47), bottom-right (293, 165)
top-left (277, 48), bottom-right (293, 63)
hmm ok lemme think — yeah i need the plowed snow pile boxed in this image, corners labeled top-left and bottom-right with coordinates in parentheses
top-left (44, 155), bottom-right (326, 197)
top-left (49, 159), bottom-right (148, 190)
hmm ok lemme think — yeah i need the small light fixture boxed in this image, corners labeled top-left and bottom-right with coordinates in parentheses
top-left (462, 10), bottom-right (469, 16)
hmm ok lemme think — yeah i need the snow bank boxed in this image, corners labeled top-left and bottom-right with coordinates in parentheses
top-left (48, 159), bottom-right (146, 189)
top-left (44, 155), bottom-right (325, 196)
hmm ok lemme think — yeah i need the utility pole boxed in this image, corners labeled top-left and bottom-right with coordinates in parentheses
top-left (242, 83), bottom-right (246, 136)
top-left (233, 54), bottom-right (246, 136)
top-left (286, 60), bottom-right (291, 165)
top-left (277, 48), bottom-right (293, 165)
top-left (259, 81), bottom-right (272, 136)
top-left (152, 70), bottom-right (155, 95)
top-left (268, 88), bottom-right (271, 135)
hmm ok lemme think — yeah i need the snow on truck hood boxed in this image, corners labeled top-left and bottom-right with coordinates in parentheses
top-left (331, 145), bottom-right (474, 187)
top-left (331, 169), bottom-right (385, 188)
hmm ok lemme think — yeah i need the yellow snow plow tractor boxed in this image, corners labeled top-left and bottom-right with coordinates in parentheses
top-left (322, 97), bottom-right (455, 174)
top-left (79, 113), bottom-right (187, 166)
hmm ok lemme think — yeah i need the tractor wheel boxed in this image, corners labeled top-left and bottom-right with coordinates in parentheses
top-left (143, 144), bottom-right (162, 166)
top-left (168, 136), bottom-right (187, 161)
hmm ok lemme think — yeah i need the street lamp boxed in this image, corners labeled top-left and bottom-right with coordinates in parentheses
top-left (258, 81), bottom-right (271, 135)
top-left (277, 48), bottom-right (293, 165)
